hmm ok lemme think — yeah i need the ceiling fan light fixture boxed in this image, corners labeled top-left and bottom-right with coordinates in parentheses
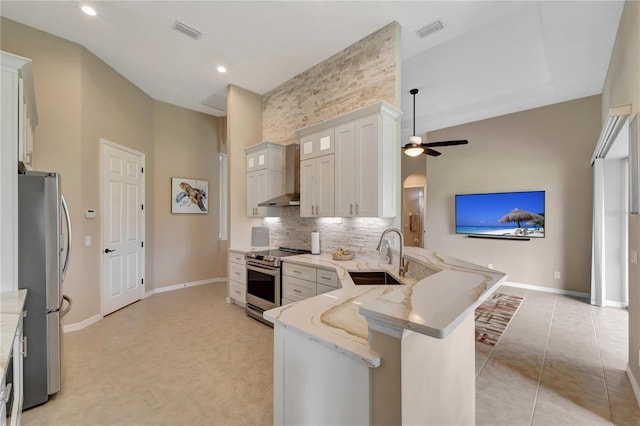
top-left (404, 143), bottom-right (424, 157)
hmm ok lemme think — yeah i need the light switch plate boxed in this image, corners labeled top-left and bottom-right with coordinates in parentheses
top-left (85, 236), bottom-right (91, 246)
top-left (631, 249), bottom-right (638, 265)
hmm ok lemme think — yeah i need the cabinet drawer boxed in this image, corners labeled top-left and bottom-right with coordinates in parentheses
top-left (229, 262), bottom-right (246, 283)
top-left (229, 252), bottom-right (245, 264)
top-left (316, 269), bottom-right (338, 288)
top-left (316, 283), bottom-right (337, 295)
top-left (282, 263), bottom-right (317, 282)
top-left (282, 276), bottom-right (316, 301)
top-left (230, 280), bottom-right (246, 302)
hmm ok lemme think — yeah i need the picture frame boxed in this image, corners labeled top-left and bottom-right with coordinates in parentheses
top-left (171, 177), bottom-right (208, 214)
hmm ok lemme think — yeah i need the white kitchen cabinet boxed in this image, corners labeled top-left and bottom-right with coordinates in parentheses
top-left (1, 52), bottom-right (37, 293)
top-left (335, 113), bottom-right (397, 217)
top-left (300, 155), bottom-right (334, 217)
top-left (245, 142), bottom-right (285, 217)
top-left (228, 251), bottom-right (246, 306)
top-left (282, 262), bottom-right (339, 304)
top-left (297, 102), bottom-right (400, 219)
top-left (0, 291), bottom-right (27, 426)
top-left (300, 128), bottom-right (334, 160)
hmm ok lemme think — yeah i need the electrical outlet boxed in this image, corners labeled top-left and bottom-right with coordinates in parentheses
top-left (84, 236), bottom-right (91, 246)
top-left (488, 263), bottom-right (494, 269)
top-left (554, 271), bottom-right (561, 279)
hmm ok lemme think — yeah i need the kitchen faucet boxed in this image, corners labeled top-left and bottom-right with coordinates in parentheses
top-left (376, 227), bottom-right (407, 277)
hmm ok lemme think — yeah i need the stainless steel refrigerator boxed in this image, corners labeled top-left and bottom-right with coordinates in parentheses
top-left (18, 171), bottom-right (72, 410)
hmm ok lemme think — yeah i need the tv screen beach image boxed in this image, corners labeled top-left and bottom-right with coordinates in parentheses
top-left (455, 191), bottom-right (545, 238)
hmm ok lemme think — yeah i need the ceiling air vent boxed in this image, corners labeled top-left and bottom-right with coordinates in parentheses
top-left (415, 20), bottom-right (444, 39)
top-left (172, 20), bottom-right (202, 40)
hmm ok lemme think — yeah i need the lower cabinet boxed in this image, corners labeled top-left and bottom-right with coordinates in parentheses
top-left (1, 313), bottom-right (24, 426)
top-left (228, 252), bottom-right (246, 306)
top-left (281, 262), bottom-right (339, 305)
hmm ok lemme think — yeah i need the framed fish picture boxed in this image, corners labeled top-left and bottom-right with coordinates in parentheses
top-left (171, 177), bottom-right (208, 214)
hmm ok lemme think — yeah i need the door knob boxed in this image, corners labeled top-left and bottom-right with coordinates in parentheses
top-left (104, 248), bottom-right (116, 254)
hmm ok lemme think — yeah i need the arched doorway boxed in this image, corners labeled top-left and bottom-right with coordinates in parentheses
top-left (402, 173), bottom-right (426, 247)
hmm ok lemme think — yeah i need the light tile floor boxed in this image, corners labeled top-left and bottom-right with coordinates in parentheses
top-left (21, 283), bottom-right (640, 425)
top-left (477, 286), bottom-right (640, 426)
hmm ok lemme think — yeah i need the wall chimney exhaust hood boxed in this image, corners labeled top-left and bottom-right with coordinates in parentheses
top-left (258, 144), bottom-right (300, 207)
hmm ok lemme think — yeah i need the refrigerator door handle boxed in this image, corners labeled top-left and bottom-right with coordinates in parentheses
top-left (61, 194), bottom-right (72, 283)
top-left (61, 295), bottom-right (72, 318)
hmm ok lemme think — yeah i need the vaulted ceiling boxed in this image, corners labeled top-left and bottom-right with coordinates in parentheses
top-left (0, 1), bottom-right (624, 139)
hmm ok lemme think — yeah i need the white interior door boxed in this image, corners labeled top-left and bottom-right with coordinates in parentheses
top-left (101, 140), bottom-right (145, 315)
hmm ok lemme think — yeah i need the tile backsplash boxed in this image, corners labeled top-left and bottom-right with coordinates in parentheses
top-left (264, 207), bottom-right (395, 256)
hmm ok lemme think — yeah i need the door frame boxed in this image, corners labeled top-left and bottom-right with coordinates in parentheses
top-left (591, 106), bottom-right (630, 307)
top-left (99, 138), bottom-right (146, 317)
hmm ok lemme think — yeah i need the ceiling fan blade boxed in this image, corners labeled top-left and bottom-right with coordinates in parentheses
top-left (423, 140), bottom-right (469, 147)
top-left (424, 148), bottom-right (442, 156)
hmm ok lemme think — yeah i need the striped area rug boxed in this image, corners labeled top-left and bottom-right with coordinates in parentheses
top-left (475, 293), bottom-right (524, 346)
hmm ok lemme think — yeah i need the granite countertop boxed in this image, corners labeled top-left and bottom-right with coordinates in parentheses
top-left (264, 247), bottom-right (506, 367)
top-left (0, 289), bottom-right (27, 379)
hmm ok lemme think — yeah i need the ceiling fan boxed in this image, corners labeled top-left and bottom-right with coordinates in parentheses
top-left (402, 88), bottom-right (469, 157)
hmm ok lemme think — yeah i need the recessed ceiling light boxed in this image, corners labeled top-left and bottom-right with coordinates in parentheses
top-left (217, 66), bottom-right (227, 73)
top-left (81, 5), bottom-right (97, 16)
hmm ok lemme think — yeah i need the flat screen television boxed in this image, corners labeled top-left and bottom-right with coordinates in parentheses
top-left (455, 190), bottom-right (545, 239)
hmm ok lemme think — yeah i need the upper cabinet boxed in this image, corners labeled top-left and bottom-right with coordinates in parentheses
top-left (245, 142), bottom-right (285, 217)
top-left (300, 128), bottom-right (335, 160)
top-left (1, 51), bottom-right (38, 171)
top-left (300, 154), bottom-right (335, 217)
top-left (1, 51), bottom-right (38, 292)
top-left (297, 102), bottom-right (401, 218)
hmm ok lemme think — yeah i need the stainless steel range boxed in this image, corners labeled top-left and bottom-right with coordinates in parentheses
top-left (245, 247), bottom-right (310, 326)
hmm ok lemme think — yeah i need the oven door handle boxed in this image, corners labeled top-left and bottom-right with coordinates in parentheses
top-left (246, 264), bottom-right (279, 276)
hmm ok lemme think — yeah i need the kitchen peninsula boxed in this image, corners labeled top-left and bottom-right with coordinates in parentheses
top-left (1, 289), bottom-right (27, 425)
top-left (264, 247), bottom-right (506, 425)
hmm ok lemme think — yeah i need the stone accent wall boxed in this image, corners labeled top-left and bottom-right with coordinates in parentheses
top-left (265, 207), bottom-right (395, 257)
top-left (262, 22), bottom-right (401, 146)
top-left (261, 22), bottom-right (401, 250)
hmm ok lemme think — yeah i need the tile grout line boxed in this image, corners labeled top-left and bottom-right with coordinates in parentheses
top-left (528, 295), bottom-right (556, 426)
top-left (590, 305), bottom-right (615, 423)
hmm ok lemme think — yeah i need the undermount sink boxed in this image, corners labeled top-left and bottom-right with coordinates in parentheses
top-left (348, 271), bottom-right (402, 285)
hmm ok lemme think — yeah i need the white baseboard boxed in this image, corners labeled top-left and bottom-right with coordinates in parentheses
top-left (604, 300), bottom-right (628, 309)
top-left (627, 365), bottom-right (640, 407)
top-left (145, 277), bottom-right (225, 298)
top-left (63, 278), bottom-right (225, 333)
top-left (503, 281), bottom-right (590, 299)
top-left (63, 314), bottom-right (102, 333)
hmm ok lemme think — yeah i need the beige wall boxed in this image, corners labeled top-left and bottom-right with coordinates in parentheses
top-left (227, 85), bottom-right (263, 249)
top-left (426, 95), bottom-right (601, 294)
top-left (1, 18), bottom-right (86, 322)
top-left (2, 18), bottom-right (224, 325)
top-left (153, 102), bottom-right (225, 287)
top-left (79, 47), bottom-right (155, 320)
top-left (601, 0), bottom-right (640, 392)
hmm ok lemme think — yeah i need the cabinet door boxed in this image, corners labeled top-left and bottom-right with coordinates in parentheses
top-left (300, 129), bottom-right (334, 160)
top-left (246, 170), bottom-right (260, 216)
top-left (300, 159), bottom-right (316, 217)
top-left (316, 155), bottom-right (335, 217)
top-left (355, 115), bottom-right (379, 217)
top-left (247, 169), bottom-right (269, 217)
top-left (247, 148), bottom-right (268, 172)
top-left (334, 122), bottom-right (356, 216)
